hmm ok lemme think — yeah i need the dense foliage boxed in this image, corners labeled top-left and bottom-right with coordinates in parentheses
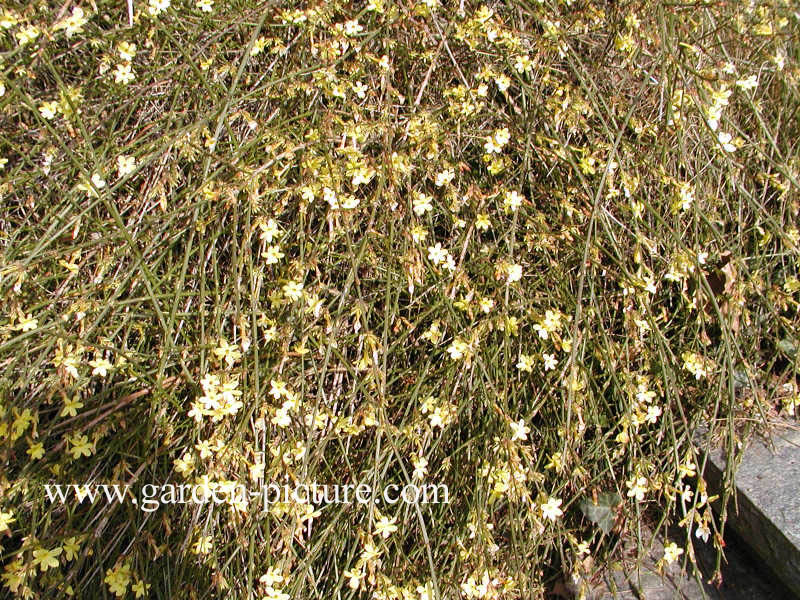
top-left (1, 0), bottom-right (799, 598)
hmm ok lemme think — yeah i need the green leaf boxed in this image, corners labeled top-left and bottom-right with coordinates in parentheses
top-left (578, 492), bottom-right (621, 534)
top-left (777, 338), bottom-right (797, 357)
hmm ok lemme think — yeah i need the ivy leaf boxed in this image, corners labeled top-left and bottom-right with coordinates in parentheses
top-left (578, 492), bottom-right (621, 534)
top-left (777, 338), bottom-right (797, 357)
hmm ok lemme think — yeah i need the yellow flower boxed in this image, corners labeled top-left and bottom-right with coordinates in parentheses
top-left (54, 6), bottom-right (88, 38)
top-left (16, 313), bottom-right (38, 332)
top-left (258, 219), bottom-right (281, 244)
top-left (427, 243), bottom-right (448, 265)
top-left (84, 173), bottom-right (107, 196)
top-left (262, 245), bottom-right (285, 264)
top-left (545, 451), bottom-right (563, 471)
top-left (343, 567), bottom-right (364, 589)
top-left (645, 404), bottom-right (662, 424)
top-left (410, 225), bottom-right (428, 243)
top-left (282, 279), bottom-right (304, 302)
top-left (114, 63), bottom-right (135, 85)
top-left (514, 54), bottom-right (532, 73)
top-left (361, 541), bottom-right (382, 562)
top-left (12, 409), bottom-right (34, 439)
top-left (16, 25), bottom-right (40, 46)
top-left (269, 379), bottom-right (289, 399)
top-left (32, 547), bottom-right (62, 572)
top-left (413, 191), bottom-right (434, 215)
top-left (27, 441), bottom-right (45, 460)
top-left (262, 587), bottom-right (290, 600)
top-left (434, 169), bottom-right (455, 187)
top-left (193, 535), bottom-right (212, 554)
top-left (695, 523), bottom-right (711, 543)
top-left (174, 452), bottom-right (195, 474)
top-left (63, 537), bottom-right (81, 561)
top-left (213, 339), bottom-right (242, 368)
top-left (0, 11), bottom-right (19, 29)
top-left (412, 455), bottom-right (429, 479)
top-left (626, 476), bottom-right (648, 501)
top-left (478, 297), bottom-right (494, 313)
top-left (509, 419), bottom-right (530, 442)
top-left (717, 132), bottom-right (737, 152)
top-left (506, 263), bottom-right (522, 283)
top-left (351, 80), bottom-right (368, 100)
top-left (447, 337), bottom-right (469, 360)
top-left (1, 559), bottom-right (24, 593)
top-left (249, 461), bottom-right (265, 481)
top-left (677, 460), bottom-right (696, 479)
top-left (516, 354), bottom-right (534, 373)
top-left (484, 128), bottom-right (510, 154)
top-left (674, 182), bottom-right (694, 212)
top-left (148, 0), bottom-right (171, 16)
top-left (540, 496), bottom-right (563, 521)
top-left (39, 101), bottom-right (59, 120)
top-left (343, 19), bottom-right (363, 36)
top-left (0, 510), bottom-right (15, 533)
top-left (503, 190), bottom-right (524, 212)
top-left (421, 322), bottom-right (443, 344)
top-left (736, 75), bottom-right (757, 90)
top-left (117, 155), bottom-right (136, 177)
top-left (682, 352), bottom-right (707, 379)
top-left (374, 514), bottom-right (398, 538)
top-left (259, 567), bottom-right (284, 587)
top-left (105, 563), bottom-right (132, 597)
top-left (495, 74), bottom-right (511, 92)
top-left (118, 41), bottom-right (136, 61)
top-left (89, 357), bottom-right (113, 377)
top-left (188, 401), bottom-right (205, 422)
top-left (662, 542), bottom-right (684, 565)
top-left (272, 404), bottom-right (293, 426)
top-left (68, 434), bottom-right (93, 459)
top-left (132, 580), bottom-right (151, 598)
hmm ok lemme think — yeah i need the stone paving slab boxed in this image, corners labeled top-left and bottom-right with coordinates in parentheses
top-left (588, 421), bottom-right (800, 600)
top-left (702, 423), bottom-right (800, 597)
top-left (588, 526), bottom-right (793, 600)
top-left (581, 527), bottom-right (710, 600)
